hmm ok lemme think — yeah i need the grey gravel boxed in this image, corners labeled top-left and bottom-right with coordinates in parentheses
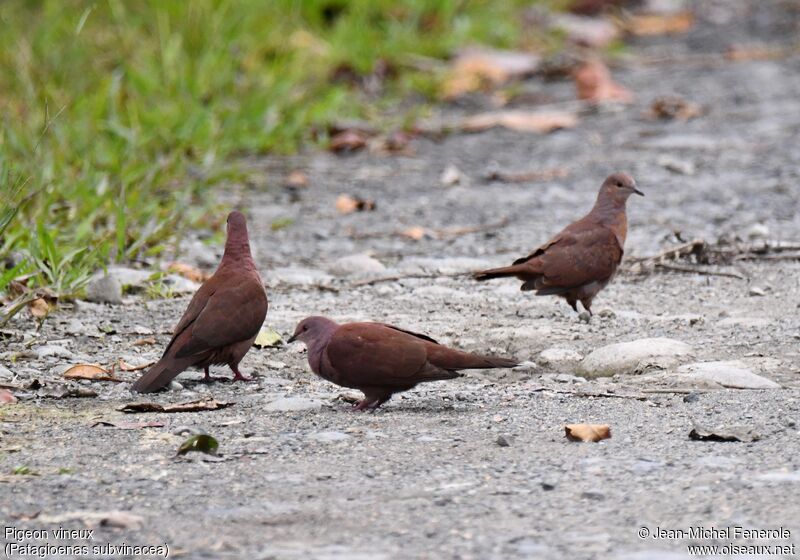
top-left (2, 4), bottom-right (800, 559)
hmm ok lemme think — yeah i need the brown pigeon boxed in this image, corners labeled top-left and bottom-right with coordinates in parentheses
top-left (131, 211), bottom-right (268, 393)
top-left (474, 172), bottom-right (642, 314)
top-left (288, 316), bottom-right (517, 410)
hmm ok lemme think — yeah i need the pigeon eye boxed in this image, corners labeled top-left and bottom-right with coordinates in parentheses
top-left (303, 325), bottom-right (309, 331)
top-left (615, 181), bottom-right (623, 187)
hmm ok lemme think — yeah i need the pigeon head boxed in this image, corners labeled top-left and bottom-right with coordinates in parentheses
top-left (288, 316), bottom-right (338, 345)
top-left (227, 211), bottom-right (248, 235)
top-left (221, 210), bottom-right (254, 264)
top-left (600, 172), bottom-right (643, 204)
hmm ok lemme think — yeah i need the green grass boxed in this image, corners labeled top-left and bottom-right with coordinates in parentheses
top-left (0, 0), bottom-right (559, 305)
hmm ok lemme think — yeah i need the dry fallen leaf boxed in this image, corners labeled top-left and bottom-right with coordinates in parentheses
top-left (28, 297), bottom-right (52, 320)
top-left (336, 194), bottom-right (376, 214)
top-left (461, 110), bottom-right (579, 134)
top-left (0, 389), bottom-right (17, 405)
top-left (648, 96), bottom-right (702, 121)
top-left (574, 59), bottom-right (634, 104)
top-left (624, 12), bottom-right (694, 36)
top-left (442, 47), bottom-right (540, 99)
top-left (132, 337), bottom-right (156, 346)
top-left (329, 129), bottom-right (368, 153)
top-left (484, 165), bottom-right (569, 184)
top-left (63, 364), bottom-right (120, 382)
top-left (254, 326), bottom-right (283, 348)
top-left (285, 169), bottom-right (309, 188)
top-left (373, 130), bottom-right (414, 154)
top-left (725, 44), bottom-right (785, 62)
top-left (119, 399), bottom-right (234, 414)
top-left (400, 226), bottom-right (429, 241)
top-left (177, 434), bottom-right (219, 456)
top-left (167, 262), bottom-right (209, 283)
top-left (565, 423), bottom-right (612, 442)
top-left (118, 359), bottom-right (155, 372)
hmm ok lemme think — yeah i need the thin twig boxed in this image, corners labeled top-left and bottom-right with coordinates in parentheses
top-left (653, 262), bottom-right (747, 280)
top-left (352, 271), bottom-right (468, 287)
top-left (348, 218), bottom-right (510, 241)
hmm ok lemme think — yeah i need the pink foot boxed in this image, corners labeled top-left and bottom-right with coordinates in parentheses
top-left (231, 371), bottom-right (252, 382)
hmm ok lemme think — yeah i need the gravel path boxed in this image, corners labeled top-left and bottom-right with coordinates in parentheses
top-left (2, 3), bottom-right (800, 559)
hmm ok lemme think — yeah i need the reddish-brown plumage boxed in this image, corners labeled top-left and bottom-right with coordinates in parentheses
top-left (474, 173), bottom-right (642, 314)
top-left (131, 211), bottom-right (268, 393)
top-left (289, 317), bottom-right (517, 410)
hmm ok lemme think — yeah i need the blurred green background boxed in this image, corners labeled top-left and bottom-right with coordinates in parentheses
top-left (0, 0), bottom-right (562, 301)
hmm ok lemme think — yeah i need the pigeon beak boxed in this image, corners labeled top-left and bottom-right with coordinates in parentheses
top-left (632, 186), bottom-right (644, 196)
top-left (287, 334), bottom-right (298, 343)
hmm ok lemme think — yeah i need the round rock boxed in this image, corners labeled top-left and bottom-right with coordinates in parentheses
top-left (578, 338), bottom-right (693, 378)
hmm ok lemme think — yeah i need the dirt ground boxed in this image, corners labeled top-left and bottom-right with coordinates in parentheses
top-left (2, 3), bottom-right (800, 559)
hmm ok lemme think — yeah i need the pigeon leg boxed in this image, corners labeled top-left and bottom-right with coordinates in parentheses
top-left (368, 394), bottom-right (392, 410)
top-left (230, 365), bottom-right (252, 382)
top-left (352, 399), bottom-right (372, 411)
top-left (199, 366), bottom-right (216, 383)
top-left (566, 296), bottom-right (579, 313)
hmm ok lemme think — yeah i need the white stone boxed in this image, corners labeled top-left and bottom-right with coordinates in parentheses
top-left (746, 223), bottom-right (770, 240)
top-left (440, 164), bottom-right (462, 186)
top-left (162, 274), bottom-right (201, 294)
top-left (106, 266), bottom-right (153, 288)
top-left (85, 274), bottom-right (123, 304)
top-left (537, 347), bottom-right (583, 366)
top-left (397, 257), bottom-right (491, 275)
top-left (326, 254), bottom-right (386, 277)
top-left (309, 431), bottom-right (350, 443)
top-left (266, 267), bottom-right (334, 287)
top-left (0, 364), bottom-right (14, 381)
top-left (578, 338), bottom-right (693, 378)
top-left (35, 345), bottom-right (75, 360)
top-left (676, 360), bottom-right (780, 389)
top-left (264, 396), bottom-right (323, 412)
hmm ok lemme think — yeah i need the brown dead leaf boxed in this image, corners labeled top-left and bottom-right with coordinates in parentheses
top-left (574, 59), bottom-right (634, 103)
top-left (725, 45), bottom-right (785, 62)
top-left (648, 96), bottom-right (702, 121)
top-left (28, 297), bottom-right (52, 320)
top-left (119, 399), bottom-right (234, 414)
top-left (329, 129), bottom-right (368, 153)
top-left (565, 423), bottom-right (612, 442)
top-left (373, 130), bottom-right (414, 154)
top-left (336, 194), bottom-right (376, 214)
top-left (400, 226), bottom-right (429, 241)
top-left (624, 12), bottom-right (694, 36)
top-left (0, 389), bottom-right (17, 405)
top-left (132, 337), bottom-right (156, 346)
top-left (63, 364), bottom-right (120, 382)
top-left (461, 110), bottom-right (579, 134)
top-left (118, 359), bottom-right (155, 372)
top-left (167, 262), bottom-right (209, 283)
top-left (485, 166), bottom-right (569, 184)
top-left (93, 420), bottom-right (165, 430)
top-left (285, 169), bottom-right (309, 188)
top-left (442, 47), bottom-right (540, 99)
